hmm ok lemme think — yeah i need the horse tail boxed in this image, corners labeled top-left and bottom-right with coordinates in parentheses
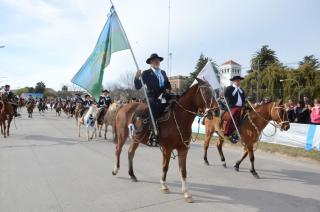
top-left (113, 109), bottom-right (119, 144)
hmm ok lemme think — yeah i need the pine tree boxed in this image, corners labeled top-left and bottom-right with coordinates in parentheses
top-left (185, 53), bottom-right (215, 88)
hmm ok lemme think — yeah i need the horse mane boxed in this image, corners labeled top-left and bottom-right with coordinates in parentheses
top-left (252, 101), bottom-right (273, 111)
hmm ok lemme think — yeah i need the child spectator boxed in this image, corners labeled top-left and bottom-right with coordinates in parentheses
top-left (310, 99), bottom-right (320, 125)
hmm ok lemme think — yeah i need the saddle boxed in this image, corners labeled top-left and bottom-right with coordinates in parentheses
top-left (129, 98), bottom-right (176, 137)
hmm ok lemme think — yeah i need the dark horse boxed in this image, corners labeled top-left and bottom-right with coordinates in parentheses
top-left (203, 100), bottom-right (290, 178)
top-left (0, 94), bottom-right (14, 138)
top-left (112, 79), bottom-right (218, 203)
top-left (38, 101), bottom-right (46, 114)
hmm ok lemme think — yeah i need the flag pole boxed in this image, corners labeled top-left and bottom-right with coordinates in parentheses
top-left (109, 0), bottom-right (159, 136)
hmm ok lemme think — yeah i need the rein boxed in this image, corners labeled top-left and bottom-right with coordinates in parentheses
top-left (247, 100), bottom-right (289, 130)
top-left (246, 100), bottom-right (289, 139)
top-left (171, 85), bottom-right (216, 147)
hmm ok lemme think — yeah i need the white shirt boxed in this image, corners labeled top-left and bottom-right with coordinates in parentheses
top-left (232, 84), bottom-right (243, 107)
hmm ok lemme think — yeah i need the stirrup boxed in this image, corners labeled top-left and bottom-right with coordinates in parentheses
top-left (228, 132), bottom-right (239, 144)
top-left (147, 133), bottom-right (159, 147)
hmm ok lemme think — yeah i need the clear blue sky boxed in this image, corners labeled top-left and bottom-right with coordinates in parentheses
top-left (0, 0), bottom-right (319, 90)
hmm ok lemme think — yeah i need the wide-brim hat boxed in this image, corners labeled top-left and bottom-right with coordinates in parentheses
top-left (146, 53), bottom-right (163, 64)
top-left (102, 89), bottom-right (109, 93)
top-left (230, 75), bottom-right (244, 81)
top-left (84, 94), bottom-right (91, 98)
top-left (4, 84), bottom-right (10, 87)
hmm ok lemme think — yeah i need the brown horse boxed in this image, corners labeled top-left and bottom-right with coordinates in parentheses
top-left (26, 100), bottom-right (35, 118)
top-left (0, 95), bottom-right (14, 138)
top-left (111, 79), bottom-right (217, 203)
top-left (54, 102), bottom-right (62, 116)
top-left (203, 100), bottom-right (290, 178)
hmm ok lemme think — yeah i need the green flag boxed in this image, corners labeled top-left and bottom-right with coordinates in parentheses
top-left (71, 6), bottom-right (130, 99)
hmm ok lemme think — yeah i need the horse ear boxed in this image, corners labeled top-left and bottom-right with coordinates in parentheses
top-left (196, 77), bottom-right (205, 85)
top-left (277, 99), bottom-right (283, 105)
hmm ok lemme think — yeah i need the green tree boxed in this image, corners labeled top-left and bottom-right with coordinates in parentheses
top-left (35, 81), bottom-right (46, 93)
top-left (250, 45), bottom-right (279, 71)
top-left (61, 85), bottom-right (68, 92)
top-left (14, 87), bottom-right (29, 96)
top-left (299, 55), bottom-right (320, 70)
top-left (185, 53), bottom-right (215, 88)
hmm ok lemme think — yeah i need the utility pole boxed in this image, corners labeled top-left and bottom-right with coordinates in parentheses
top-left (167, 0), bottom-right (172, 76)
top-left (256, 59), bottom-right (260, 102)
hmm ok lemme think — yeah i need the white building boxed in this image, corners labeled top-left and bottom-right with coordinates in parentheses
top-left (219, 60), bottom-right (242, 87)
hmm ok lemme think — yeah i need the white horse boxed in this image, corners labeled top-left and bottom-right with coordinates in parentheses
top-left (78, 105), bottom-right (98, 141)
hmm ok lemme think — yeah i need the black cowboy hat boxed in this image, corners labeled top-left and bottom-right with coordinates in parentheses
top-left (102, 89), bottom-right (109, 93)
top-left (146, 53), bottom-right (163, 64)
top-left (230, 75), bottom-right (244, 81)
top-left (4, 84), bottom-right (10, 87)
top-left (84, 94), bottom-right (91, 98)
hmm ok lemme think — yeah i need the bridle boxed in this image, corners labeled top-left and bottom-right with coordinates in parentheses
top-left (171, 84), bottom-right (218, 147)
top-left (247, 100), bottom-right (290, 133)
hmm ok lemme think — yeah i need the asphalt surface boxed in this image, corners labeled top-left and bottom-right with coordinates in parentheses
top-left (0, 109), bottom-right (320, 212)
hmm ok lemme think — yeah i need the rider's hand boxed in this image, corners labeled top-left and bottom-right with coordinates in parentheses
top-left (135, 70), bottom-right (142, 79)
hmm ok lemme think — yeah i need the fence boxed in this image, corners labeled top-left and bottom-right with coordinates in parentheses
top-left (191, 117), bottom-right (320, 151)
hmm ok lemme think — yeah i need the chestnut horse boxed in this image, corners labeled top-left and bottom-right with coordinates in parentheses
top-left (26, 100), bottom-right (35, 118)
top-left (111, 79), bottom-right (217, 203)
top-left (0, 95), bottom-right (14, 138)
top-left (203, 100), bottom-right (290, 178)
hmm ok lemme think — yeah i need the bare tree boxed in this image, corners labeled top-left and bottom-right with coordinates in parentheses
top-left (119, 70), bottom-right (135, 90)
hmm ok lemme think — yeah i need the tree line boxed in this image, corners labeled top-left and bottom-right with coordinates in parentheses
top-left (188, 45), bottom-right (320, 102)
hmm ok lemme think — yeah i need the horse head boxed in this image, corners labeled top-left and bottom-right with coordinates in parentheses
top-left (269, 99), bottom-right (290, 131)
top-left (192, 78), bottom-right (219, 118)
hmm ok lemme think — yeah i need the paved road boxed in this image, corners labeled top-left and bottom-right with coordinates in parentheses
top-left (0, 110), bottom-right (320, 212)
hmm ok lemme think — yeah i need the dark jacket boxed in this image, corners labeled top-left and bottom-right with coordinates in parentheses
top-left (83, 100), bottom-right (93, 108)
top-left (98, 96), bottom-right (112, 107)
top-left (134, 69), bottom-right (171, 98)
top-left (224, 85), bottom-right (245, 108)
top-left (294, 107), bottom-right (310, 124)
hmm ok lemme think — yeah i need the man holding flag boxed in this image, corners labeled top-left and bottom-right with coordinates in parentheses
top-left (223, 76), bottom-right (245, 143)
top-left (194, 61), bottom-right (243, 144)
top-left (134, 53), bottom-right (171, 145)
top-left (71, 3), bottom-right (162, 145)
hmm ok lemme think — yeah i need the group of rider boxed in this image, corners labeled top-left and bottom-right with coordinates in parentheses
top-left (133, 53), bottom-right (245, 145)
top-left (1, 53), bottom-right (246, 145)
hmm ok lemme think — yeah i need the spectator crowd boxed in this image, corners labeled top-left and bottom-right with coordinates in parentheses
top-left (286, 96), bottom-right (320, 125)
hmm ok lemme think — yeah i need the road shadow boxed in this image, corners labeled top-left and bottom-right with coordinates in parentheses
top-left (256, 168), bottom-right (320, 186)
top-left (170, 181), bottom-right (320, 212)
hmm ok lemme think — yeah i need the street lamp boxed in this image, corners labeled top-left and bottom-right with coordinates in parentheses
top-left (280, 79), bottom-right (301, 101)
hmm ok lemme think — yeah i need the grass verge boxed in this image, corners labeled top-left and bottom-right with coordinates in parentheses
top-left (192, 133), bottom-right (320, 162)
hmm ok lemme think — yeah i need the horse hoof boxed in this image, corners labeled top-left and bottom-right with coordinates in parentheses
top-left (250, 171), bottom-right (260, 179)
top-left (234, 165), bottom-right (239, 172)
top-left (112, 166), bottom-right (119, 176)
top-left (204, 160), bottom-right (210, 166)
top-left (161, 188), bottom-right (170, 194)
top-left (184, 193), bottom-right (193, 203)
top-left (130, 176), bottom-right (138, 182)
top-left (222, 162), bottom-right (227, 168)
